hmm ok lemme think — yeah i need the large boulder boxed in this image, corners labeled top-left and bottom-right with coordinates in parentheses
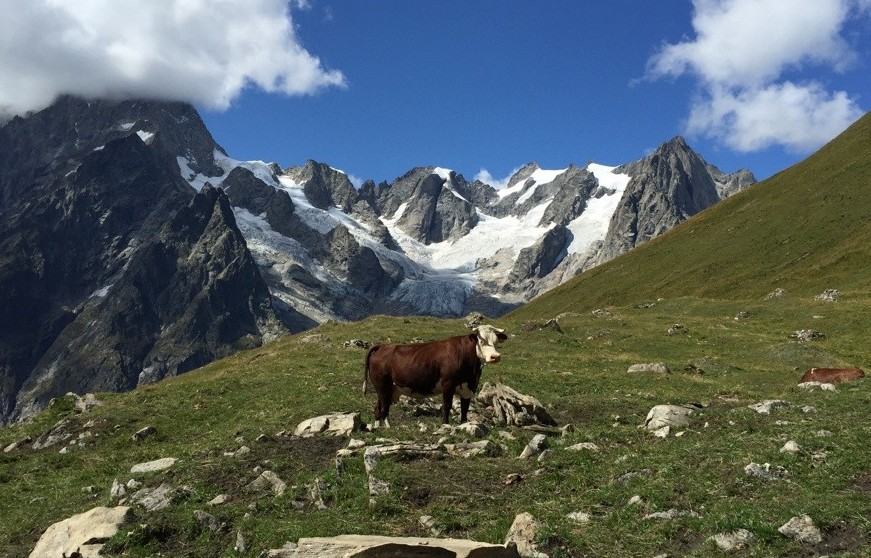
top-left (268, 534), bottom-right (520, 557)
top-left (29, 506), bottom-right (132, 558)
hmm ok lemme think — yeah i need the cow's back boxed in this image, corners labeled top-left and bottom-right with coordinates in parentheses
top-left (367, 335), bottom-right (479, 395)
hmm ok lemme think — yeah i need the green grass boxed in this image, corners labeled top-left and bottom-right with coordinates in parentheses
top-left (2, 297), bottom-right (870, 557)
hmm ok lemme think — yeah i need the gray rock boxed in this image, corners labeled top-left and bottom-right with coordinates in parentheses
top-left (748, 400), bottom-right (789, 414)
top-left (130, 457), bottom-right (176, 473)
top-left (627, 363), bottom-right (670, 374)
top-left (519, 434), bottom-right (549, 459)
top-left (247, 470), bottom-right (287, 497)
top-left (477, 383), bottom-right (556, 427)
top-left (708, 529), bottom-right (755, 551)
top-left (778, 514), bottom-right (822, 544)
top-left (744, 462), bottom-right (788, 481)
top-left (567, 442), bottom-right (599, 452)
top-left (644, 404), bottom-right (695, 430)
top-left (294, 412), bottom-right (362, 437)
top-left (643, 509), bottom-right (701, 520)
top-left (505, 512), bottom-right (548, 558)
top-left (130, 483), bottom-right (175, 511)
top-left (29, 506), bottom-right (132, 558)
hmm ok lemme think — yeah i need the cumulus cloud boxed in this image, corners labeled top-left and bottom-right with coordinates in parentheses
top-left (475, 167), bottom-right (520, 190)
top-left (0, 0), bottom-right (345, 118)
top-left (647, 0), bottom-right (867, 153)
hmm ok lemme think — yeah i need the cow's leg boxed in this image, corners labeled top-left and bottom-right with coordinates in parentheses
top-left (441, 389), bottom-right (454, 424)
top-left (460, 397), bottom-right (471, 423)
top-left (372, 378), bottom-right (393, 429)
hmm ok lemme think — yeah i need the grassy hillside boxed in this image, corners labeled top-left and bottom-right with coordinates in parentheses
top-left (2, 113), bottom-right (871, 557)
top-left (514, 111), bottom-right (871, 320)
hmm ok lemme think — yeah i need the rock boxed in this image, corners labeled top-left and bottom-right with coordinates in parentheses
top-left (652, 425), bottom-right (671, 438)
top-left (798, 381), bottom-right (837, 392)
top-left (271, 534), bottom-right (521, 557)
top-left (627, 363), bottom-right (670, 374)
top-left (130, 457), bottom-right (176, 473)
top-left (478, 383), bottom-right (556, 427)
top-left (616, 469), bottom-right (652, 484)
top-left (567, 511), bottom-right (591, 524)
top-left (708, 529), bottom-right (755, 551)
top-left (567, 442), bottom-right (599, 452)
top-left (666, 324), bottom-right (686, 335)
top-left (247, 470), bottom-right (287, 497)
top-left (643, 509), bottom-right (701, 520)
top-left (744, 462), bottom-right (788, 481)
top-left (109, 478), bottom-right (126, 500)
top-left (505, 512), bottom-right (548, 558)
top-left (419, 515), bottom-right (441, 536)
top-left (644, 405), bottom-right (695, 430)
top-left (29, 506), bottom-right (132, 558)
top-left (444, 440), bottom-right (501, 458)
top-left (342, 339), bottom-right (370, 349)
top-left (71, 393), bottom-right (103, 414)
top-left (778, 514), bottom-right (822, 544)
top-left (294, 412), bottom-right (362, 437)
top-left (453, 421), bottom-right (490, 438)
top-left (747, 400), bottom-right (789, 414)
top-left (130, 483), bottom-right (175, 511)
top-left (207, 494), bottom-right (228, 506)
top-left (790, 329), bottom-right (825, 341)
top-left (815, 289), bottom-right (839, 301)
top-left (132, 426), bottom-right (156, 441)
top-left (764, 288), bottom-right (787, 300)
top-left (780, 441), bottom-right (801, 453)
top-left (194, 510), bottom-right (221, 533)
top-left (309, 477), bottom-right (328, 510)
top-left (519, 434), bottom-right (548, 459)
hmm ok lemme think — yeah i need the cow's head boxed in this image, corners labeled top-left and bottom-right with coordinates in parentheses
top-left (472, 324), bottom-right (508, 364)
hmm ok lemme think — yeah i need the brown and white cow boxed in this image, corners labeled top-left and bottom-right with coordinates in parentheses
top-left (363, 325), bottom-right (508, 427)
top-left (799, 367), bottom-right (865, 384)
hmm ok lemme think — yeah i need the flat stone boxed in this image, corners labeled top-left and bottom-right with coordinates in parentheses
top-left (29, 506), bottom-right (131, 558)
top-left (130, 457), bottom-right (176, 473)
top-left (275, 534), bottom-right (520, 557)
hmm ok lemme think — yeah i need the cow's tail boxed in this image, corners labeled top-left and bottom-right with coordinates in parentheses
top-left (363, 345), bottom-right (379, 395)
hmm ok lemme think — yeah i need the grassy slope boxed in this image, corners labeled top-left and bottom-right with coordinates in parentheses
top-left (1, 114), bottom-right (871, 557)
top-left (514, 112), bottom-right (871, 320)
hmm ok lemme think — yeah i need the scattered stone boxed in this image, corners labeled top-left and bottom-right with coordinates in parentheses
top-left (815, 289), bottom-right (839, 302)
top-left (505, 512), bottom-right (548, 558)
top-left (627, 495), bottom-right (644, 506)
top-left (652, 425), bottom-right (671, 438)
top-left (246, 470), bottom-right (287, 497)
top-left (627, 363), bottom-right (670, 374)
top-left (748, 400), bottom-right (789, 414)
top-left (294, 412), bottom-right (362, 437)
top-left (567, 442), bottom-right (599, 452)
top-left (342, 339), bottom-right (370, 349)
top-left (778, 514), bottom-right (822, 544)
top-left (644, 404), bottom-right (695, 430)
top-left (70, 392), bottom-right (103, 414)
top-left (567, 511), bottom-right (591, 524)
top-left (300, 333), bottom-right (326, 343)
top-left (519, 434), bottom-right (548, 459)
top-left (617, 469), bottom-right (652, 484)
top-left (81, 485), bottom-right (96, 494)
top-left (798, 381), bottom-right (837, 392)
top-left (368, 476), bottom-right (390, 503)
top-left (591, 308), bottom-right (612, 317)
top-left (110, 478), bottom-right (126, 500)
top-left (643, 509), bottom-right (701, 520)
top-left (453, 421), bottom-right (490, 438)
top-left (666, 324), bottom-right (686, 335)
top-left (478, 383), bottom-right (556, 427)
top-left (31, 419), bottom-right (74, 450)
top-left (309, 477), bottom-right (328, 510)
top-left (764, 288), bottom-right (786, 300)
top-left (816, 429), bottom-right (833, 437)
top-left (270, 534), bottom-right (521, 557)
top-left (790, 329), bottom-right (825, 342)
top-left (504, 473), bottom-right (523, 485)
top-left (744, 462), bottom-right (788, 481)
top-left (444, 440), bottom-right (501, 458)
top-left (235, 530), bottom-right (248, 553)
top-left (132, 426), bottom-right (156, 441)
top-left (419, 515), bottom-right (441, 536)
top-left (126, 479), bottom-right (142, 490)
top-left (130, 457), bottom-right (176, 474)
top-left (520, 318), bottom-right (563, 333)
top-left (348, 438), bottom-right (366, 449)
top-left (780, 441), bottom-right (801, 453)
top-left (802, 405), bottom-right (817, 413)
top-left (130, 483), bottom-right (175, 511)
top-left (194, 510), bottom-right (221, 533)
top-left (735, 311), bottom-right (750, 320)
top-left (207, 494), bottom-right (228, 506)
top-left (708, 529), bottom-right (755, 551)
top-left (28, 506), bottom-right (131, 558)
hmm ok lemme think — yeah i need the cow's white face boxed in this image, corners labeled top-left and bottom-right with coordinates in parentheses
top-left (473, 324), bottom-right (507, 364)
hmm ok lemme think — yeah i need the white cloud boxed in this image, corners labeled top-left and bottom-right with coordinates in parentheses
top-left (475, 167), bottom-right (519, 190)
top-left (647, 0), bottom-right (867, 153)
top-left (0, 0), bottom-right (345, 118)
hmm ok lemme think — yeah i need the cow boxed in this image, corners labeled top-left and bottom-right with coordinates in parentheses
top-left (799, 367), bottom-right (865, 384)
top-left (363, 325), bottom-right (508, 427)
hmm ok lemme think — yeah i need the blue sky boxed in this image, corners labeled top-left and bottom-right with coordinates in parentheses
top-left (2, 1), bottom-right (869, 185)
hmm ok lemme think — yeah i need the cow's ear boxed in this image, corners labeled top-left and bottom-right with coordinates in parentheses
top-left (496, 332), bottom-right (508, 342)
top-left (469, 333), bottom-right (478, 342)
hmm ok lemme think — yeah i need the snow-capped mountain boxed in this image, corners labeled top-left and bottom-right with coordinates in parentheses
top-left (185, 141), bottom-right (754, 325)
top-left (0, 96), bottom-right (755, 422)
